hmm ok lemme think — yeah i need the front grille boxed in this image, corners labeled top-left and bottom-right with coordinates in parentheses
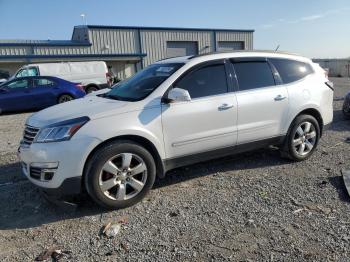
top-left (30, 166), bottom-right (41, 179)
top-left (29, 166), bottom-right (56, 181)
top-left (22, 125), bottom-right (40, 146)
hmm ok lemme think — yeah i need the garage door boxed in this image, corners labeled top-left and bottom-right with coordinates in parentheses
top-left (218, 41), bottom-right (245, 51)
top-left (166, 41), bottom-right (198, 58)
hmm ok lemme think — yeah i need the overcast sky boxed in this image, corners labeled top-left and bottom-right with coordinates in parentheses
top-left (0, 0), bottom-right (349, 58)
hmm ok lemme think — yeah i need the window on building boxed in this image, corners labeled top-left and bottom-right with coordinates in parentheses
top-left (233, 61), bottom-right (275, 91)
top-left (176, 64), bottom-right (228, 99)
top-left (269, 58), bottom-right (314, 84)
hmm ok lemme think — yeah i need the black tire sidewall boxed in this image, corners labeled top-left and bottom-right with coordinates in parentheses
top-left (287, 114), bottom-right (320, 161)
top-left (58, 94), bottom-right (73, 104)
top-left (86, 86), bottom-right (98, 93)
top-left (85, 141), bottom-right (156, 209)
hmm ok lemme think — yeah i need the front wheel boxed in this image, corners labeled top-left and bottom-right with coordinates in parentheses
top-left (281, 114), bottom-right (320, 161)
top-left (84, 140), bottom-right (156, 209)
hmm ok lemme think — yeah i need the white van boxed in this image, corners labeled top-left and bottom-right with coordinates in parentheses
top-left (14, 61), bottom-right (110, 93)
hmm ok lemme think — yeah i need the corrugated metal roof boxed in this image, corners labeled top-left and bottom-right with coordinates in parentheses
top-left (0, 40), bottom-right (90, 47)
top-left (80, 25), bottom-right (255, 33)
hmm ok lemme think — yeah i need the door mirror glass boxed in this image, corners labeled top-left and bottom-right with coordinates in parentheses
top-left (167, 87), bottom-right (191, 102)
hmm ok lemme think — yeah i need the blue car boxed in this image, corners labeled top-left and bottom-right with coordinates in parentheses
top-left (0, 76), bottom-right (85, 113)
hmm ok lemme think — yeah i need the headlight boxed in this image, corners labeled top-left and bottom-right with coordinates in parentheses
top-left (34, 116), bottom-right (89, 143)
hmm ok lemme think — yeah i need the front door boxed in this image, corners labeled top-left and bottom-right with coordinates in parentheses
top-left (0, 78), bottom-right (34, 112)
top-left (161, 60), bottom-right (238, 159)
top-left (232, 59), bottom-right (289, 144)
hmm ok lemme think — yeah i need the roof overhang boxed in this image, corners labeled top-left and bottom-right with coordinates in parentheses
top-left (0, 53), bottom-right (147, 63)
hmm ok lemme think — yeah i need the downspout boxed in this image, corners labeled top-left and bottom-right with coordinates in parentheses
top-left (137, 29), bottom-right (144, 70)
top-left (213, 30), bottom-right (217, 52)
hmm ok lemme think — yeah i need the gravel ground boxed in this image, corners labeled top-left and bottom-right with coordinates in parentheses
top-left (0, 78), bottom-right (349, 261)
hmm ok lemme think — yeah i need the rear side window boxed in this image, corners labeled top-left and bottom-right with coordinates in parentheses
top-left (176, 64), bottom-right (228, 99)
top-left (233, 61), bottom-right (275, 91)
top-left (34, 78), bottom-right (55, 87)
top-left (269, 58), bottom-right (313, 84)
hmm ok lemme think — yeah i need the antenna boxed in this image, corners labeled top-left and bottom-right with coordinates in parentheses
top-left (275, 45), bottom-right (280, 52)
top-left (80, 13), bottom-right (87, 25)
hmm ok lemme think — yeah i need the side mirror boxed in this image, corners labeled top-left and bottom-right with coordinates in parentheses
top-left (166, 88), bottom-right (191, 103)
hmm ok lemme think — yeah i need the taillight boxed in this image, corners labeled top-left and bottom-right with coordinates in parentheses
top-left (75, 83), bottom-right (85, 92)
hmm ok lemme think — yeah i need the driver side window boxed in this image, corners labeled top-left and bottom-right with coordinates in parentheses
top-left (16, 67), bottom-right (38, 78)
top-left (6, 79), bottom-right (30, 89)
top-left (175, 63), bottom-right (228, 99)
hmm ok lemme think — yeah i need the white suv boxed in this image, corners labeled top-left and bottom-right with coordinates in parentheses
top-left (18, 51), bottom-right (333, 208)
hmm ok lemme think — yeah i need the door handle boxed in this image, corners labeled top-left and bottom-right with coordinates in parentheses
top-left (218, 103), bottom-right (234, 111)
top-left (274, 95), bottom-right (286, 101)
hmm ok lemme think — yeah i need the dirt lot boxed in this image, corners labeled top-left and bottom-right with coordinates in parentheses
top-left (0, 78), bottom-right (349, 261)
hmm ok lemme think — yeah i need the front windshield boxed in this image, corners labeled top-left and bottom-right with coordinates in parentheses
top-left (105, 63), bottom-right (184, 101)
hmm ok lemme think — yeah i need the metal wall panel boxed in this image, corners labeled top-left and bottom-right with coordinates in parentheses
top-left (313, 59), bottom-right (350, 77)
top-left (217, 41), bottom-right (244, 51)
top-left (216, 31), bottom-right (253, 50)
top-left (166, 41), bottom-right (198, 57)
top-left (140, 30), bottom-right (213, 66)
top-left (87, 28), bottom-right (138, 54)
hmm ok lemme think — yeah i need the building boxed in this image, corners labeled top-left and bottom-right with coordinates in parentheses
top-left (0, 25), bottom-right (254, 80)
top-left (313, 58), bottom-right (350, 77)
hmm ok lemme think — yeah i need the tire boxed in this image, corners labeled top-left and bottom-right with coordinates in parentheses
top-left (58, 94), bottom-right (74, 104)
top-left (280, 114), bottom-right (320, 161)
top-left (84, 140), bottom-right (156, 209)
top-left (343, 109), bottom-right (350, 120)
top-left (85, 86), bottom-right (98, 93)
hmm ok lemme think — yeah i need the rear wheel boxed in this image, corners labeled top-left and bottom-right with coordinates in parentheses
top-left (84, 140), bottom-right (156, 209)
top-left (281, 114), bottom-right (320, 161)
top-left (85, 85), bottom-right (98, 93)
top-left (58, 94), bottom-right (74, 104)
top-left (343, 109), bottom-right (350, 120)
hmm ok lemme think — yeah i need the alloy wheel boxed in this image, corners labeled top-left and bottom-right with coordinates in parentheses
top-left (98, 153), bottom-right (148, 201)
top-left (59, 95), bottom-right (73, 103)
top-left (292, 121), bottom-right (317, 156)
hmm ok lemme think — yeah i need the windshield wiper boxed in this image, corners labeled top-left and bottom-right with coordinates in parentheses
top-left (99, 93), bottom-right (129, 101)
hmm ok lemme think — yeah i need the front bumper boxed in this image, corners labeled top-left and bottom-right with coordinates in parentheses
top-left (18, 137), bottom-right (101, 196)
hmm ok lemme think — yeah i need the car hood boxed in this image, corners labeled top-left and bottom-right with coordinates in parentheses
top-left (27, 95), bottom-right (131, 127)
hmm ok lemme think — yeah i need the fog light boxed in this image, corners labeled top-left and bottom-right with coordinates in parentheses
top-left (30, 162), bottom-right (59, 181)
top-left (31, 162), bottom-right (59, 169)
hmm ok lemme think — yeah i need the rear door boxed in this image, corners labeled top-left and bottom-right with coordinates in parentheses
top-left (161, 60), bottom-right (238, 159)
top-left (231, 58), bottom-right (289, 144)
top-left (31, 77), bottom-right (58, 108)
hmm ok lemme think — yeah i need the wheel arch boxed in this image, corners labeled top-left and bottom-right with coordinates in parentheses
top-left (82, 135), bottom-right (165, 190)
top-left (85, 83), bottom-right (99, 92)
top-left (288, 107), bottom-right (324, 138)
top-left (57, 93), bottom-right (75, 103)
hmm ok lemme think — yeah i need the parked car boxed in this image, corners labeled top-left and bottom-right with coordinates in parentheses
top-left (343, 92), bottom-right (350, 119)
top-left (0, 76), bottom-right (85, 113)
top-left (18, 51), bottom-right (333, 209)
top-left (12, 61), bottom-right (110, 93)
top-left (0, 69), bottom-right (10, 84)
